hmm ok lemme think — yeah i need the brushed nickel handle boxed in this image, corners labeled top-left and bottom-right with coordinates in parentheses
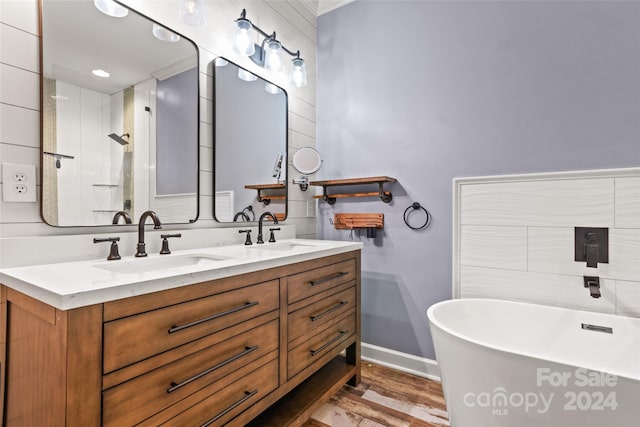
top-left (167, 346), bottom-right (259, 393)
top-left (310, 301), bottom-right (348, 322)
top-left (310, 330), bottom-right (346, 356)
top-left (200, 389), bottom-right (258, 427)
top-left (309, 271), bottom-right (348, 286)
top-left (168, 301), bottom-right (259, 334)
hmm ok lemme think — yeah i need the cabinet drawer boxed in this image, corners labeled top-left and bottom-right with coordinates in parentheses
top-left (161, 358), bottom-right (279, 427)
top-left (287, 259), bottom-right (355, 304)
top-left (103, 319), bottom-right (278, 427)
top-left (288, 286), bottom-right (355, 342)
top-left (288, 312), bottom-right (355, 379)
top-left (103, 280), bottom-right (279, 373)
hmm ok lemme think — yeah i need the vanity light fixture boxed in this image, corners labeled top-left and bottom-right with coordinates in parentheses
top-left (179, 0), bottom-right (206, 27)
top-left (152, 23), bottom-right (180, 43)
top-left (237, 68), bottom-right (258, 82)
top-left (94, 0), bottom-right (128, 18)
top-left (92, 69), bottom-right (110, 78)
top-left (264, 82), bottom-right (282, 95)
top-left (232, 9), bottom-right (308, 87)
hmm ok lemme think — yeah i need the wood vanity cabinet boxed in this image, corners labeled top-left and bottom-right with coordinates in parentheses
top-left (0, 250), bottom-right (360, 427)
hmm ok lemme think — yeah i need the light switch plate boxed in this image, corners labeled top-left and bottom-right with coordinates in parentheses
top-left (2, 163), bottom-right (37, 202)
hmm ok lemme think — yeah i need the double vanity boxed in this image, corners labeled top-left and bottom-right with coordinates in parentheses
top-left (0, 239), bottom-right (362, 426)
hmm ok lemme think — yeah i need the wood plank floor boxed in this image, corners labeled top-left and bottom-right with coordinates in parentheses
top-left (301, 362), bottom-right (450, 427)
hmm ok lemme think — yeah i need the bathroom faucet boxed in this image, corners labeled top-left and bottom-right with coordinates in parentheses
top-left (257, 212), bottom-right (279, 244)
top-left (135, 210), bottom-right (162, 257)
top-left (112, 210), bottom-right (132, 224)
top-left (584, 276), bottom-right (601, 299)
top-left (584, 233), bottom-right (600, 268)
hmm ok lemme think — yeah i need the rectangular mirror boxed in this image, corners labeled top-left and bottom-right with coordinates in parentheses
top-left (41, 0), bottom-right (199, 226)
top-left (213, 58), bottom-right (288, 222)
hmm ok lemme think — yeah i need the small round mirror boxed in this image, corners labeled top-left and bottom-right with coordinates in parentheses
top-left (292, 147), bottom-right (322, 175)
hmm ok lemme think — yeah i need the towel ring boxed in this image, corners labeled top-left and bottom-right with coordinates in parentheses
top-left (403, 202), bottom-right (431, 230)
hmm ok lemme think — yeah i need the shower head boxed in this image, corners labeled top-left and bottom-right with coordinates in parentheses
top-left (108, 133), bottom-right (130, 145)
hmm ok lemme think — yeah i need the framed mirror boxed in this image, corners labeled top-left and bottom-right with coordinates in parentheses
top-left (40, 0), bottom-right (199, 226)
top-left (213, 58), bottom-right (288, 222)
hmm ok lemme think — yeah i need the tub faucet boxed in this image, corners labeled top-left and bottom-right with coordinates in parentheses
top-left (135, 210), bottom-right (162, 257)
top-left (584, 276), bottom-right (601, 299)
top-left (257, 212), bottom-right (278, 244)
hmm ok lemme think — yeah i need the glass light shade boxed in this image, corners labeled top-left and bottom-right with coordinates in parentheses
top-left (233, 19), bottom-right (255, 56)
top-left (263, 40), bottom-right (282, 72)
top-left (238, 68), bottom-right (258, 82)
top-left (264, 82), bottom-right (282, 95)
top-left (214, 57), bottom-right (229, 67)
top-left (180, 0), bottom-right (206, 27)
top-left (290, 58), bottom-right (307, 87)
top-left (152, 23), bottom-right (180, 43)
top-left (94, 0), bottom-right (128, 17)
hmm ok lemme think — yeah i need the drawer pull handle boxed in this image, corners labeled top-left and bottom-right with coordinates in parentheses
top-left (200, 389), bottom-right (258, 427)
top-left (167, 345), bottom-right (259, 393)
top-left (168, 301), bottom-right (259, 334)
top-left (310, 330), bottom-right (347, 356)
top-left (310, 271), bottom-right (348, 286)
top-left (310, 301), bottom-right (348, 322)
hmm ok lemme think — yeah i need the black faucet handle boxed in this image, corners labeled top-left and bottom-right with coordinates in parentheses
top-left (239, 229), bottom-right (253, 246)
top-left (93, 237), bottom-right (121, 261)
top-left (160, 233), bottom-right (182, 255)
top-left (268, 227), bottom-right (281, 243)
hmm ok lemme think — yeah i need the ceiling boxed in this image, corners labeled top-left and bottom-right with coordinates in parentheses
top-left (300, 0), bottom-right (356, 16)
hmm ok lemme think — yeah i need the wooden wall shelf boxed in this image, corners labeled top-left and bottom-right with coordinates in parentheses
top-left (245, 183), bottom-right (286, 205)
top-left (309, 176), bottom-right (396, 205)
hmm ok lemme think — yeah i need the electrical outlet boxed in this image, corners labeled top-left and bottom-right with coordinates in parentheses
top-left (2, 163), bottom-right (37, 202)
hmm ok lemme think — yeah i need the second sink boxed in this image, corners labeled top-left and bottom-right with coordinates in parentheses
top-left (94, 253), bottom-right (231, 274)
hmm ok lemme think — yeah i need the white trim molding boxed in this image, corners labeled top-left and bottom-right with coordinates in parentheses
top-left (361, 342), bottom-right (441, 382)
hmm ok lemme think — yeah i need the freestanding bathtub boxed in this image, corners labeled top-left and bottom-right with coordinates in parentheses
top-left (427, 298), bottom-right (640, 427)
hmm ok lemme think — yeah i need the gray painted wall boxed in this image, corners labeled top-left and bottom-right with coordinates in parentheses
top-left (156, 67), bottom-right (198, 195)
top-left (317, 0), bottom-right (640, 360)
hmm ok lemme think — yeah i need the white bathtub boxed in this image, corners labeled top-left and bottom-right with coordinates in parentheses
top-left (427, 298), bottom-right (640, 427)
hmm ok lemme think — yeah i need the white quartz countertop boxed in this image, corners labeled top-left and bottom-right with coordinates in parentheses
top-left (0, 239), bottom-right (362, 310)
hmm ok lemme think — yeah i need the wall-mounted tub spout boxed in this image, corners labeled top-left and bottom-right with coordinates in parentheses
top-left (584, 276), bottom-right (601, 298)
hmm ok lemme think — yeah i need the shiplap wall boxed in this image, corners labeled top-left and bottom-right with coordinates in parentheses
top-left (455, 168), bottom-right (640, 316)
top-left (0, 0), bottom-right (317, 240)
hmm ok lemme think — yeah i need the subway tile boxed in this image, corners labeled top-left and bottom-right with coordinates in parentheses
top-left (0, 64), bottom-right (39, 110)
top-left (199, 71), bottom-right (212, 101)
top-left (199, 170), bottom-right (213, 196)
top-left (460, 178), bottom-right (614, 227)
top-left (0, 185), bottom-right (41, 223)
top-left (460, 225), bottom-right (527, 271)
top-left (0, 103), bottom-right (40, 147)
top-left (289, 130), bottom-right (316, 149)
top-left (289, 111), bottom-right (316, 138)
top-left (459, 266), bottom-right (615, 314)
top-left (616, 280), bottom-right (640, 318)
top-left (615, 177), bottom-right (640, 228)
top-left (528, 227), bottom-right (640, 282)
top-left (200, 98), bottom-right (212, 124)
top-left (0, 23), bottom-right (39, 72)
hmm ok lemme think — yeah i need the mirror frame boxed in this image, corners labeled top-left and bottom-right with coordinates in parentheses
top-left (212, 57), bottom-right (288, 223)
top-left (39, 0), bottom-right (200, 227)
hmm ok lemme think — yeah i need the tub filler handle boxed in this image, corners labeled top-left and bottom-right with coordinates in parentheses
top-left (581, 323), bottom-right (613, 334)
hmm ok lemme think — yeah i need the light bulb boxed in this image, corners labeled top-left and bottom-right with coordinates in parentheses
top-left (152, 23), bottom-right (180, 43)
top-left (180, 0), bottom-right (206, 27)
top-left (233, 19), bottom-right (255, 56)
top-left (290, 57), bottom-right (307, 87)
top-left (94, 0), bottom-right (128, 17)
top-left (264, 82), bottom-right (282, 94)
top-left (238, 68), bottom-right (257, 82)
top-left (263, 40), bottom-right (282, 72)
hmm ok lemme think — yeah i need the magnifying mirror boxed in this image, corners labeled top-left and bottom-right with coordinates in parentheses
top-left (292, 147), bottom-right (322, 191)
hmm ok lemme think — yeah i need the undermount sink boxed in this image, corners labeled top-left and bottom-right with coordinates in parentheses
top-left (94, 253), bottom-right (231, 274)
top-left (250, 242), bottom-right (317, 252)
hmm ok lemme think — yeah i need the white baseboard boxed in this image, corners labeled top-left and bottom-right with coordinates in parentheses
top-left (361, 342), bottom-right (441, 382)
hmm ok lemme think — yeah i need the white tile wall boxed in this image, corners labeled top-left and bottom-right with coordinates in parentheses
top-left (455, 168), bottom-right (640, 317)
top-left (0, 0), bottom-right (318, 256)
